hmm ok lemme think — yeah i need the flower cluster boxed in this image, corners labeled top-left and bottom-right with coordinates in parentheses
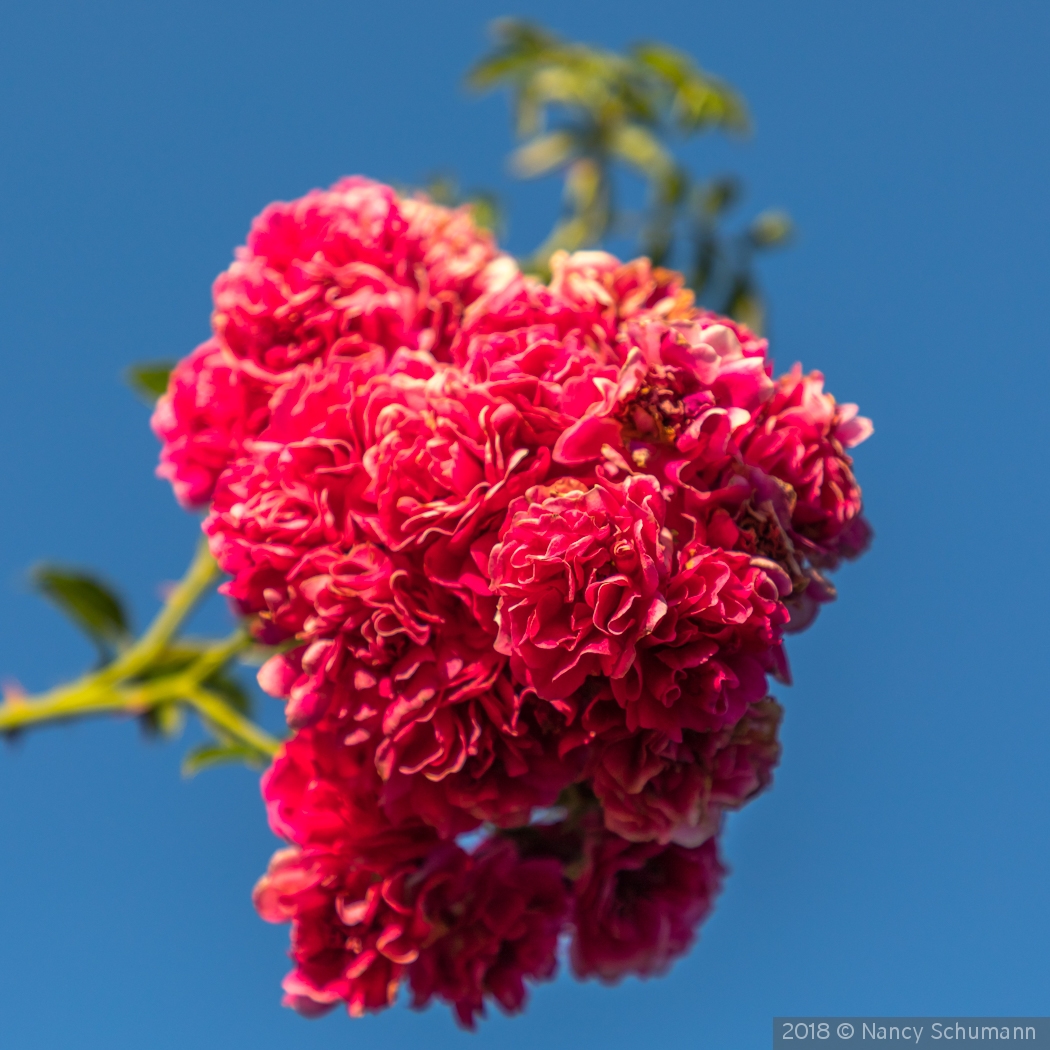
top-left (155, 180), bottom-right (871, 1027)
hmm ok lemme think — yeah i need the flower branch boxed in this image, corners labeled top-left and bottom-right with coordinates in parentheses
top-left (0, 540), bottom-right (282, 765)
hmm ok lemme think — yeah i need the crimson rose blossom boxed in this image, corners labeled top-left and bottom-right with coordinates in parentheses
top-left (154, 178), bottom-right (514, 509)
top-left (254, 837), bottom-right (567, 1028)
top-left (570, 826), bottom-right (726, 982)
top-left (490, 475), bottom-right (674, 701)
top-left (157, 177), bottom-right (871, 1026)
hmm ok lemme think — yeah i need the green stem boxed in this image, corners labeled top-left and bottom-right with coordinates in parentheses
top-left (104, 538), bottom-right (220, 684)
top-left (183, 685), bottom-right (281, 758)
top-left (0, 541), bottom-right (282, 760)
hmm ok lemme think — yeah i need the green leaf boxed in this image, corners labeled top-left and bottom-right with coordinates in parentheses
top-left (466, 18), bottom-right (562, 91)
top-left (490, 17), bottom-right (560, 52)
top-left (639, 173), bottom-right (686, 266)
top-left (510, 130), bottom-right (578, 178)
top-left (469, 19), bottom-right (656, 135)
top-left (631, 43), bottom-right (750, 134)
top-left (748, 209), bottom-right (794, 249)
top-left (420, 173), bottom-right (458, 206)
top-left (30, 565), bottom-right (130, 655)
top-left (514, 91), bottom-right (545, 139)
top-left (239, 636), bottom-right (308, 667)
top-left (527, 65), bottom-right (607, 115)
top-left (726, 277), bottom-right (765, 335)
top-left (203, 669), bottom-right (252, 716)
top-left (140, 702), bottom-right (186, 739)
top-left (564, 157), bottom-right (603, 210)
top-left (690, 233), bottom-right (719, 297)
top-left (181, 741), bottom-right (265, 777)
top-left (125, 361), bottom-right (174, 405)
top-left (465, 192), bottom-right (503, 236)
top-left (607, 122), bottom-right (675, 180)
top-left (695, 177), bottom-right (741, 220)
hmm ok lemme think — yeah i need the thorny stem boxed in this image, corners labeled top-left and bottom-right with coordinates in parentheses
top-left (0, 540), bottom-right (282, 761)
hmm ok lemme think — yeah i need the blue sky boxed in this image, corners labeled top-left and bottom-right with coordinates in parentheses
top-left (0, 2), bottom-right (1048, 1047)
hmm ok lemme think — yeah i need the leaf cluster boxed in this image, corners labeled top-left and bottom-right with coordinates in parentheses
top-left (469, 19), bottom-right (792, 326)
top-left (25, 561), bottom-right (272, 774)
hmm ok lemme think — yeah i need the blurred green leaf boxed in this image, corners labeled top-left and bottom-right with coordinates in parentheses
top-left (726, 277), bottom-right (765, 334)
top-left (239, 636), bottom-right (308, 667)
top-left (421, 173), bottom-right (458, 206)
top-left (203, 669), bottom-right (252, 716)
top-left (182, 741), bottom-right (265, 777)
top-left (695, 177), bottom-right (742, 220)
top-left (465, 192), bottom-right (503, 235)
top-left (606, 123), bottom-right (675, 180)
top-left (466, 18), bottom-right (561, 91)
top-left (30, 565), bottom-right (130, 657)
top-left (748, 209), bottom-right (794, 248)
top-left (141, 702), bottom-right (186, 739)
top-left (564, 157), bottom-right (603, 210)
top-left (510, 129), bottom-right (578, 178)
top-left (125, 361), bottom-right (174, 405)
top-left (632, 43), bottom-right (749, 134)
top-left (130, 647), bottom-right (251, 742)
top-left (691, 233), bottom-right (717, 298)
top-left (412, 175), bottom-right (504, 237)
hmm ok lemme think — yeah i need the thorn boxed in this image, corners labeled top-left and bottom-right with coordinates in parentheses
top-left (1, 678), bottom-right (27, 705)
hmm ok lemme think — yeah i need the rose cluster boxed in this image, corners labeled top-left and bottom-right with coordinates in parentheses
top-left (155, 177), bottom-right (871, 1027)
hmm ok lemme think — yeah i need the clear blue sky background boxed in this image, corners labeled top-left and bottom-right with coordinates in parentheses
top-left (1, 2), bottom-right (1047, 1047)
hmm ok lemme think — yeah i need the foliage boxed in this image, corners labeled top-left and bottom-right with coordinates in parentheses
top-left (469, 18), bottom-right (791, 329)
top-left (125, 361), bottom-right (174, 404)
top-left (29, 564), bottom-right (130, 662)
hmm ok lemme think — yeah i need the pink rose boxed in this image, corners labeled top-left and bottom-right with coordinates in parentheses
top-left (491, 475), bottom-right (674, 700)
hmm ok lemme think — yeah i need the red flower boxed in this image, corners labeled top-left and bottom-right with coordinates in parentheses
top-left (157, 183), bottom-right (872, 1025)
top-left (378, 672), bottom-right (583, 835)
top-left (262, 644), bottom-right (579, 840)
top-left (410, 836), bottom-right (569, 1028)
top-left (608, 545), bottom-right (789, 736)
top-left (547, 250), bottom-right (701, 332)
top-left (254, 841), bottom-right (460, 1018)
top-left (491, 475), bottom-right (674, 700)
top-left (551, 315), bottom-right (772, 474)
top-left (151, 340), bottom-right (271, 507)
top-left (741, 365), bottom-right (872, 561)
top-left (570, 828), bottom-right (725, 982)
top-left (155, 178), bottom-right (512, 506)
top-left (584, 694), bottom-right (783, 844)
top-left (213, 177), bottom-right (506, 379)
top-left (261, 722), bottom-right (429, 854)
top-left (255, 834), bottom-right (568, 1027)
